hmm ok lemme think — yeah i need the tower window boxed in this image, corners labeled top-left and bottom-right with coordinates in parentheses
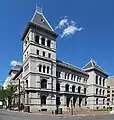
top-left (43, 65), bottom-right (46, 73)
top-left (41, 96), bottom-right (46, 105)
top-left (35, 35), bottom-right (39, 44)
top-left (47, 40), bottom-right (51, 47)
top-left (48, 53), bottom-right (51, 58)
top-left (41, 79), bottom-right (47, 89)
top-left (47, 66), bottom-right (49, 73)
top-left (43, 51), bottom-right (45, 57)
top-left (39, 65), bottom-right (42, 72)
top-left (41, 37), bottom-right (45, 45)
top-left (36, 50), bottom-right (39, 55)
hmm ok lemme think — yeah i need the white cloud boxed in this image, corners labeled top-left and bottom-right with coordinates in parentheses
top-left (61, 25), bottom-right (83, 38)
top-left (55, 17), bottom-right (83, 38)
top-left (10, 61), bottom-right (22, 66)
top-left (55, 17), bottom-right (68, 29)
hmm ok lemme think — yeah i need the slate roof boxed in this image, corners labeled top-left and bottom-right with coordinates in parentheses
top-left (31, 10), bottom-right (54, 32)
top-left (22, 9), bottom-right (58, 40)
top-left (57, 60), bottom-right (89, 76)
top-left (83, 60), bottom-right (107, 75)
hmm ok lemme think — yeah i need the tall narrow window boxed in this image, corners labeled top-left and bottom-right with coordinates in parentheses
top-left (96, 88), bottom-right (98, 94)
top-left (99, 89), bottom-right (102, 95)
top-left (36, 50), bottom-right (39, 55)
top-left (43, 65), bottom-right (46, 73)
top-left (71, 74), bottom-right (73, 80)
top-left (56, 83), bottom-right (60, 91)
top-left (48, 53), bottom-right (51, 58)
top-left (41, 79), bottom-right (47, 89)
top-left (41, 96), bottom-right (46, 105)
top-left (65, 73), bottom-right (67, 79)
top-left (72, 85), bottom-right (75, 93)
top-left (47, 40), bottom-right (51, 47)
top-left (35, 35), bottom-right (39, 44)
top-left (84, 88), bottom-right (86, 94)
top-left (39, 65), bottom-right (42, 72)
top-left (96, 75), bottom-right (98, 84)
top-left (67, 74), bottom-right (69, 79)
top-left (78, 86), bottom-right (81, 93)
top-left (96, 98), bottom-right (98, 105)
top-left (47, 66), bottom-right (49, 73)
top-left (41, 37), bottom-right (45, 45)
top-left (103, 90), bottom-right (105, 95)
top-left (99, 77), bottom-right (102, 85)
top-left (103, 78), bottom-right (105, 86)
top-left (65, 84), bottom-right (69, 92)
top-left (43, 51), bottom-right (45, 57)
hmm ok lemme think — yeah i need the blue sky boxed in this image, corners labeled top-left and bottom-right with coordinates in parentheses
top-left (0, 0), bottom-right (114, 85)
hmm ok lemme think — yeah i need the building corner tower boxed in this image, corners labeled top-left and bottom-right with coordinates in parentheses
top-left (21, 7), bottom-right (58, 112)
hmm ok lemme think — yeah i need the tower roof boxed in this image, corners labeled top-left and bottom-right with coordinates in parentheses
top-left (31, 7), bottom-right (54, 32)
top-left (83, 59), bottom-right (107, 75)
top-left (22, 7), bottom-right (58, 40)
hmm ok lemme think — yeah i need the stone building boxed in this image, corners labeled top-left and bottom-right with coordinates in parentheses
top-left (3, 8), bottom-right (108, 112)
top-left (106, 77), bottom-right (114, 108)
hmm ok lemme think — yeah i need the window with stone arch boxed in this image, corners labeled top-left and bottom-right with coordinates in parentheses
top-left (72, 85), bottom-right (75, 93)
top-left (78, 86), bottom-right (81, 93)
top-left (41, 96), bottom-right (46, 105)
top-left (96, 98), bottom-right (98, 105)
top-left (35, 35), bottom-right (39, 44)
top-left (41, 79), bottom-right (47, 89)
top-left (43, 65), bottom-right (46, 73)
top-left (103, 90), bottom-right (105, 95)
top-left (39, 64), bottom-right (42, 72)
top-left (84, 88), bottom-right (86, 94)
top-left (99, 89), bottom-right (102, 95)
top-left (96, 88), bottom-right (98, 94)
top-left (65, 84), bottom-right (69, 92)
top-left (47, 39), bottom-right (51, 48)
top-left (41, 37), bottom-right (45, 45)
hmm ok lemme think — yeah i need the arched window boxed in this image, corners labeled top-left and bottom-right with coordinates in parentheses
top-left (47, 66), bottom-right (49, 73)
top-left (99, 89), bottom-right (102, 95)
top-left (41, 96), bottom-right (46, 105)
top-left (103, 90), bottom-right (105, 95)
top-left (41, 37), bottom-right (45, 45)
top-left (65, 84), bottom-right (69, 92)
top-left (96, 88), bottom-right (98, 94)
top-left (99, 77), bottom-right (102, 85)
top-left (47, 40), bottom-right (51, 47)
top-left (56, 83), bottom-right (60, 91)
top-left (43, 65), bottom-right (46, 73)
top-left (84, 88), bottom-right (86, 94)
top-left (72, 85), bottom-right (75, 93)
top-left (96, 98), bottom-right (98, 105)
top-left (39, 64), bottom-right (42, 72)
top-left (78, 86), bottom-right (81, 93)
top-left (35, 35), bottom-right (39, 44)
top-left (103, 99), bottom-right (105, 105)
top-left (41, 79), bottom-right (47, 89)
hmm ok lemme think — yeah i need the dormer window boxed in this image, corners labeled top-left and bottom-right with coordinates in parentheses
top-left (41, 18), bottom-right (45, 23)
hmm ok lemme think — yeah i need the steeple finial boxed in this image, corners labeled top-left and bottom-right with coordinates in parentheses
top-left (36, 4), bottom-right (43, 14)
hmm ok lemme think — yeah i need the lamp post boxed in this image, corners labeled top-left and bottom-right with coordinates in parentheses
top-left (71, 100), bottom-right (73, 115)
